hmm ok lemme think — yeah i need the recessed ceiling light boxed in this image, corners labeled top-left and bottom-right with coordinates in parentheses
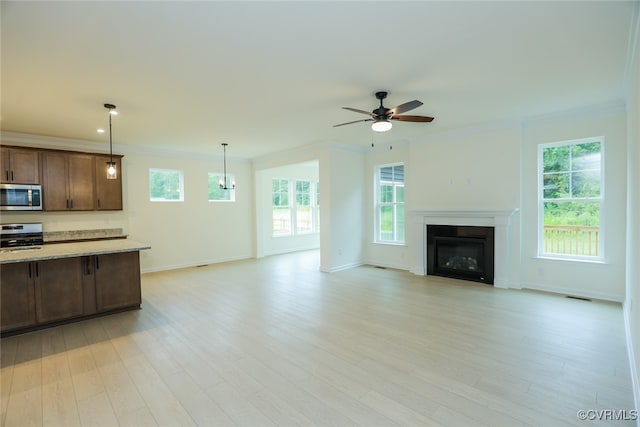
top-left (97, 128), bottom-right (105, 133)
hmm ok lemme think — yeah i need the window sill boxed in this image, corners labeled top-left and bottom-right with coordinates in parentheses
top-left (535, 255), bottom-right (605, 264)
top-left (373, 241), bottom-right (407, 247)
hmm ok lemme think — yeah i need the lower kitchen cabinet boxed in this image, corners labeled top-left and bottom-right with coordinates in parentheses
top-left (87, 252), bottom-right (141, 313)
top-left (0, 262), bottom-right (36, 332)
top-left (34, 257), bottom-right (84, 324)
top-left (0, 251), bottom-right (142, 335)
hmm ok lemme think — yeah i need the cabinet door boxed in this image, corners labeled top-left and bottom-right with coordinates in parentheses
top-left (0, 263), bottom-right (36, 332)
top-left (0, 147), bottom-right (10, 183)
top-left (34, 258), bottom-right (84, 324)
top-left (8, 149), bottom-right (40, 184)
top-left (95, 252), bottom-right (141, 312)
top-left (41, 151), bottom-right (69, 210)
top-left (68, 154), bottom-right (95, 210)
top-left (95, 156), bottom-right (122, 210)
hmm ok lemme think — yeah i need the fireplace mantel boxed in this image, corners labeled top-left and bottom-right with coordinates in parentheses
top-left (410, 209), bottom-right (519, 288)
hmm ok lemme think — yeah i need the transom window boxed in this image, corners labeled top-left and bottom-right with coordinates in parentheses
top-left (539, 137), bottom-right (603, 259)
top-left (375, 164), bottom-right (405, 244)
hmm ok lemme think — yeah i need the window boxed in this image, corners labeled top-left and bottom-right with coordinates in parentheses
top-left (375, 164), bottom-right (405, 244)
top-left (208, 173), bottom-right (235, 202)
top-left (272, 178), bottom-right (320, 237)
top-left (296, 180), bottom-right (312, 234)
top-left (539, 137), bottom-right (603, 258)
top-left (272, 179), bottom-right (291, 236)
top-left (149, 168), bottom-right (184, 201)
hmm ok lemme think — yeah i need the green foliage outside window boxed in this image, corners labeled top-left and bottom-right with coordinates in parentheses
top-left (150, 169), bottom-right (183, 201)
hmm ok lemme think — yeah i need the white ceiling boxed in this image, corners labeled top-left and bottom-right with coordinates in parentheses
top-left (1, 1), bottom-right (635, 159)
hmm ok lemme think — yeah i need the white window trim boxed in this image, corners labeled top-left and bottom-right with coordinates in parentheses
top-left (537, 136), bottom-right (604, 261)
top-left (149, 168), bottom-right (184, 202)
top-left (374, 163), bottom-right (405, 245)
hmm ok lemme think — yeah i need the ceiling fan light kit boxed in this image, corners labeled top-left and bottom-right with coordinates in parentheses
top-left (334, 90), bottom-right (434, 133)
top-left (371, 120), bottom-right (392, 132)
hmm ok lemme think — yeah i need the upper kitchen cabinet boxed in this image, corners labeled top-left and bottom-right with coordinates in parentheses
top-left (94, 155), bottom-right (123, 210)
top-left (0, 147), bottom-right (40, 184)
top-left (42, 151), bottom-right (95, 211)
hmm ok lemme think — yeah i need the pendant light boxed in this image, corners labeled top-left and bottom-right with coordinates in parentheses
top-left (104, 103), bottom-right (118, 179)
top-left (219, 143), bottom-right (235, 190)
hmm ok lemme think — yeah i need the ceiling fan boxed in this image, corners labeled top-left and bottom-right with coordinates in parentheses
top-left (334, 91), bottom-right (434, 132)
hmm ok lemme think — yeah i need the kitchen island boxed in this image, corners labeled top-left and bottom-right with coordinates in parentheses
top-left (0, 239), bottom-right (150, 335)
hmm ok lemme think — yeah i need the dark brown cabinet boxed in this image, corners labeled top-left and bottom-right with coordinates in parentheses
top-left (0, 147), bottom-right (40, 184)
top-left (0, 263), bottom-right (36, 332)
top-left (0, 251), bottom-right (141, 335)
top-left (34, 258), bottom-right (84, 324)
top-left (42, 151), bottom-right (95, 210)
top-left (94, 252), bottom-right (141, 312)
top-left (94, 156), bottom-right (123, 210)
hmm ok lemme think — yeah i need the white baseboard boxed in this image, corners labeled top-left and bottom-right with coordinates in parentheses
top-left (141, 254), bottom-right (252, 274)
top-left (624, 303), bottom-right (640, 426)
top-left (521, 282), bottom-right (624, 303)
top-left (319, 261), bottom-right (364, 273)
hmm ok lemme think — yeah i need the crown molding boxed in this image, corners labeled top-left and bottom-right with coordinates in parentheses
top-left (0, 131), bottom-right (250, 164)
top-left (522, 99), bottom-right (626, 128)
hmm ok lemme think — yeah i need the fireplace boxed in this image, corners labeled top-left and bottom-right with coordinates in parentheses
top-left (427, 225), bottom-right (495, 284)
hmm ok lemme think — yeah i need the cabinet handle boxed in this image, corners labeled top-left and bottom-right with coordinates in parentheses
top-left (97, 199), bottom-right (100, 208)
top-left (66, 199), bottom-right (69, 209)
top-left (95, 256), bottom-right (100, 270)
top-left (35, 262), bottom-right (39, 277)
top-left (10, 171), bottom-right (13, 181)
top-left (28, 263), bottom-right (32, 278)
top-left (84, 257), bottom-right (91, 275)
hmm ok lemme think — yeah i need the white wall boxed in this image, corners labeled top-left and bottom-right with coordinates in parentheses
top-left (0, 133), bottom-right (254, 273)
top-left (255, 161), bottom-right (319, 257)
top-left (125, 148), bottom-right (253, 272)
top-left (363, 124), bottom-right (522, 274)
top-left (520, 106), bottom-right (627, 301)
top-left (624, 4), bottom-right (640, 414)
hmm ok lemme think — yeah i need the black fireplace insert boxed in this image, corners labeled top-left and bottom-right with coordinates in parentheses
top-left (427, 225), bottom-right (495, 284)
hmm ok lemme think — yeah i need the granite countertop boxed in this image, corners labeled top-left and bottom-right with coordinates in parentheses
top-left (0, 239), bottom-right (151, 264)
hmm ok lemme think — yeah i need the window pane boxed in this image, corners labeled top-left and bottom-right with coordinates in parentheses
top-left (149, 169), bottom-right (183, 201)
top-left (379, 205), bottom-right (393, 241)
top-left (571, 142), bottom-right (601, 170)
top-left (543, 173), bottom-right (569, 199)
top-left (543, 201), bottom-right (600, 256)
top-left (296, 180), bottom-right (311, 206)
top-left (296, 206), bottom-right (312, 234)
top-left (572, 171), bottom-right (600, 198)
top-left (380, 185), bottom-right (393, 203)
top-left (396, 186), bottom-right (405, 203)
top-left (396, 204), bottom-right (405, 241)
top-left (543, 146), bottom-right (570, 173)
top-left (273, 207), bottom-right (291, 236)
top-left (208, 173), bottom-right (234, 201)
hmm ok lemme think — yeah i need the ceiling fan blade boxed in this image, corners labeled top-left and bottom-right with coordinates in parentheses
top-left (390, 115), bottom-right (434, 122)
top-left (342, 107), bottom-right (374, 116)
top-left (387, 100), bottom-right (423, 116)
top-left (333, 118), bottom-right (373, 127)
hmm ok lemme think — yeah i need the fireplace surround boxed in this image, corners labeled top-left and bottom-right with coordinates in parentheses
top-left (410, 209), bottom-right (518, 289)
top-left (427, 225), bottom-right (495, 284)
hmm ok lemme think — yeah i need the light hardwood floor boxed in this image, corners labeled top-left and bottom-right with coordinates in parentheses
top-left (1, 250), bottom-right (636, 426)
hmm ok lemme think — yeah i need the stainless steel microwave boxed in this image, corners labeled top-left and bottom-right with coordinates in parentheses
top-left (0, 184), bottom-right (42, 210)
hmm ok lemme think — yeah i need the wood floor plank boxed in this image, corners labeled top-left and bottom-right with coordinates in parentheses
top-left (0, 250), bottom-right (635, 427)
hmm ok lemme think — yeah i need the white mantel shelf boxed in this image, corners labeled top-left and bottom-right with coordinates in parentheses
top-left (410, 209), bottom-right (519, 289)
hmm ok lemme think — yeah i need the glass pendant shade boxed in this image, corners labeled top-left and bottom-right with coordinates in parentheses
top-left (106, 161), bottom-right (117, 179)
top-left (371, 120), bottom-right (392, 132)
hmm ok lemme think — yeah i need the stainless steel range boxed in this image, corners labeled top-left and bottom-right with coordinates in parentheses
top-left (1, 223), bottom-right (44, 249)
